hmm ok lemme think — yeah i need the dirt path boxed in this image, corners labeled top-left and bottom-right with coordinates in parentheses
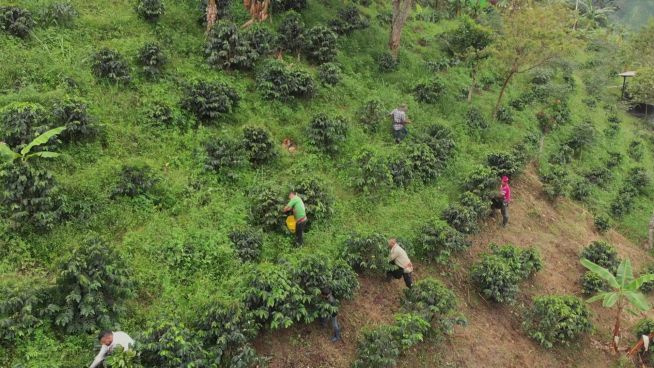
top-left (254, 166), bottom-right (654, 368)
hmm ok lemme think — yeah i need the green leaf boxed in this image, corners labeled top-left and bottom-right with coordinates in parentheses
top-left (586, 293), bottom-right (607, 304)
top-left (624, 291), bottom-right (650, 311)
top-left (20, 126), bottom-right (66, 156)
top-left (581, 258), bottom-right (619, 289)
top-left (617, 259), bottom-right (634, 287)
top-left (0, 143), bottom-right (20, 163)
top-left (602, 292), bottom-right (619, 308)
top-left (24, 152), bottom-right (61, 160)
top-left (628, 274), bottom-right (654, 291)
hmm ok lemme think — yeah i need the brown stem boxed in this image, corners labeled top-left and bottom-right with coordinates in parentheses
top-left (613, 302), bottom-right (623, 353)
top-left (494, 70), bottom-right (515, 115)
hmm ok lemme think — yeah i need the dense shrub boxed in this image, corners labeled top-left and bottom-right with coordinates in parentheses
top-left (331, 259), bottom-right (359, 301)
top-left (244, 24), bottom-right (276, 56)
top-left (581, 271), bottom-right (608, 296)
top-left (242, 263), bottom-right (309, 329)
top-left (486, 152), bottom-right (520, 177)
top-left (351, 150), bottom-right (392, 193)
top-left (580, 240), bottom-right (619, 273)
top-left (378, 52), bottom-right (399, 72)
top-left (593, 214), bottom-right (611, 234)
top-left (1, 102), bottom-right (51, 149)
top-left (304, 26), bottom-right (338, 64)
top-left (145, 102), bottom-right (177, 127)
top-left (228, 229), bottom-right (262, 263)
top-left (136, 0), bottom-right (165, 22)
top-left (271, 0), bottom-right (307, 12)
top-left (634, 318), bottom-right (654, 340)
top-left (626, 167), bottom-right (650, 193)
top-left (40, 2), bottom-right (78, 27)
top-left (52, 235), bottom-right (134, 333)
top-left (317, 62), bottom-right (341, 85)
top-left (204, 137), bottom-right (245, 179)
top-left (0, 6), bottom-right (34, 39)
top-left (111, 164), bottom-right (158, 199)
top-left (387, 156), bottom-right (413, 188)
top-left (341, 233), bottom-right (389, 274)
top-left (242, 126), bottom-right (277, 166)
top-left (405, 143), bottom-right (440, 183)
top-left (416, 220), bottom-right (470, 263)
top-left (351, 325), bottom-right (400, 368)
top-left (91, 48), bottom-right (131, 84)
top-left (606, 152), bottom-right (623, 169)
top-left (0, 162), bottom-right (63, 231)
top-left (540, 165), bottom-right (570, 201)
top-left (491, 244), bottom-right (542, 279)
top-left (570, 179), bottom-right (591, 201)
top-left (140, 321), bottom-right (208, 367)
top-left (277, 11), bottom-right (305, 54)
top-left (306, 113), bottom-right (348, 155)
top-left (291, 255), bottom-right (347, 321)
top-left (465, 107), bottom-right (488, 131)
top-left (357, 99), bottom-right (385, 133)
top-left (565, 122), bottom-right (596, 153)
top-left (206, 22), bottom-right (259, 70)
top-left (392, 313), bottom-right (431, 349)
top-left (249, 186), bottom-right (285, 231)
top-left (462, 165), bottom-right (497, 200)
top-left (583, 166), bottom-right (612, 187)
top-left (181, 81), bottom-right (240, 123)
top-left (256, 60), bottom-right (315, 101)
top-left (523, 295), bottom-right (592, 348)
top-left (289, 178), bottom-right (334, 222)
top-left (495, 106), bottom-right (513, 124)
top-left (548, 144), bottom-right (573, 165)
top-left (530, 69), bottom-right (553, 85)
top-left (610, 187), bottom-right (637, 217)
top-left (639, 265), bottom-right (654, 293)
top-left (52, 97), bottom-right (96, 142)
top-left (137, 42), bottom-right (167, 78)
top-left (628, 140), bottom-right (644, 161)
top-left (420, 124), bottom-right (457, 165)
top-left (413, 78), bottom-right (445, 104)
top-left (0, 277), bottom-right (53, 344)
top-left (425, 58), bottom-right (455, 73)
top-left (401, 278), bottom-right (456, 321)
top-left (442, 192), bottom-right (489, 234)
top-left (329, 5), bottom-right (369, 35)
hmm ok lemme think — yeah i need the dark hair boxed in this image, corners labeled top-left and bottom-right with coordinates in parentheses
top-left (320, 286), bottom-right (332, 296)
top-left (98, 330), bottom-right (112, 341)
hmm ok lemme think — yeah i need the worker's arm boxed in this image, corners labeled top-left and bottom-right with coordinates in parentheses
top-left (388, 248), bottom-right (397, 262)
top-left (89, 345), bottom-right (109, 368)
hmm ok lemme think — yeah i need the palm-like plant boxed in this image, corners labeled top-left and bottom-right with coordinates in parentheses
top-left (0, 126), bottom-right (65, 163)
top-left (581, 258), bottom-right (654, 352)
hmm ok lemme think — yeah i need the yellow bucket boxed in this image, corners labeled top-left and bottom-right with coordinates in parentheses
top-left (286, 215), bottom-right (296, 233)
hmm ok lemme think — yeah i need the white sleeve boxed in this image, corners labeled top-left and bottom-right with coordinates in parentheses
top-left (89, 345), bottom-right (109, 368)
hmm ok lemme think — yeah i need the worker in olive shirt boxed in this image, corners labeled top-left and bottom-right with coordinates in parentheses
top-left (283, 191), bottom-right (307, 245)
top-left (386, 238), bottom-right (414, 288)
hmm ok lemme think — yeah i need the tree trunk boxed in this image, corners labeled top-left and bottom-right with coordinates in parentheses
top-left (494, 70), bottom-right (515, 115)
top-left (468, 64), bottom-right (477, 103)
top-left (389, 0), bottom-right (413, 60)
top-left (613, 304), bottom-right (623, 353)
top-left (206, 0), bottom-right (218, 33)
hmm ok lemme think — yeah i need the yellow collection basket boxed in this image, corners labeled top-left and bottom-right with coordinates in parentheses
top-left (286, 215), bottom-right (296, 233)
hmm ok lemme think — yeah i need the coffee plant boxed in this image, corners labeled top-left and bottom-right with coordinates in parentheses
top-left (593, 213), bottom-right (610, 234)
top-left (137, 42), bottom-right (167, 78)
top-left (331, 259), bottom-right (359, 301)
top-left (317, 62), bottom-right (342, 86)
top-left (541, 165), bottom-right (571, 201)
top-left (329, 5), bottom-right (369, 35)
top-left (465, 107), bottom-right (488, 131)
top-left (271, 0), bottom-right (307, 13)
top-left (413, 78), bottom-right (445, 104)
top-left (357, 99), bottom-right (385, 133)
top-left (583, 166), bottom-right (612, 187)
top-left (420, 124), bottom-right (457, 165)
top-left (341, 233), bottom-right (389, 274)
top-left (486, 151), bottom-right (520, 177)
top-left (181, 81), bottom-right (240, 123)
top-left (242, 263), bottom-right (309, 329)
top-left (136, 0), bottom-right (165, 22)
top-left (52, 97), bottom-right (96, 143)
top-left (304, 26), bottom-right (338, 64)
top-left (289, 178), bottom-right (334, 222)
top-left (570, 179), bottom-right (591, 201)
top-left (606, 152), bottom-right (622, 169)
top-left (248, 186), bottom-right (285, 232)
top-left (228, 228), bottom-right (263, 263)
top-left (204, 137), bottom-right (245, 180)
top-left (491, 244), bottom-right (542, 279)
top-left (111, 164), bottom-right (159, 199)
top-left (242, 126), bottom-right (277, 166)
top-left (0, 277), bottom-right (54, 344)
top-left (351, 325), bottom-right (401, 368)
top-left (351, 150), bottom-right (392, 193)
top-left (565, 121), bottom-right (596, 153)
top-left (441, 192), bottom-right (488, 234)
top-left (145, 102), bottom-right (177, 127)
top-left (628, 140), bottom-right (644, 162)
top-left (378, 52), bottom-right (399, 72)
top-left (206, 21), bottom-right (259, 70)
top-left (580, 271), bottom-right (608, 296)
top-left (392, 313), bottom-right (431, 350)
top-left (140, 321), bottom-right (209, 367)
top-left (244, 24), bottom-right (275, 56)
top-left (401, 278), bottom-right (456, 322)
top-left (256, 60), bottom-right (315, 101)
top-left (1, 102), bottom-right (51, 149)
top-left (40, 2), bottom-right (78, 27)
top-left (462, 165), bottom-right (497, 200)
top-left (291, 254), bottom-right (339, 321)
top-left (306, 113), bottom-right (348, 155)
top-left (277, 11), bottom-right (305, 55)
top-left (405, 143), bottom-right (440, 183)
top-left (387, 156), bottom-right (413, 188)
top-left (548, 144), bottom-right (573, 165)
top-left (523, 295), bottom-right (592, 348)
top-left (91, 48), bottom-right (131, 84)
top-left (610, 187), bottom-right (637, 217)
top-left (52, 235), bottom-right (134, 333)
top-left (416, 220), bottom-right (470, 263)
top-left (580, 240), bottom-right (619, 273)
top-left (0, 6), bottom-right (34, 39)
top-left (626, 167), bottom-right (650, 194)
top-left (495, 105), bottom-right (513, 124)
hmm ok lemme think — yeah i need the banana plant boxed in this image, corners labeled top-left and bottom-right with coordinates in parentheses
top-left (0, 126), bottom-right (66, 163)
top-left (581, 258), bottom-right (654, 352)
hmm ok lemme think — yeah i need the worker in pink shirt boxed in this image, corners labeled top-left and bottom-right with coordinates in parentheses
top-left (500, 176), bottom-right (511, 227)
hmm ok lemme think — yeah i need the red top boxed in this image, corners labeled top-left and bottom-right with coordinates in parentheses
top-left (501, 183), bottom-right (511, 203)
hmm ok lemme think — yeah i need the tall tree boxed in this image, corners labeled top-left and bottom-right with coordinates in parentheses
top-left (491, 4), bottom-right (573, 114)
top-left (389, 0), bottom-right (413, 59)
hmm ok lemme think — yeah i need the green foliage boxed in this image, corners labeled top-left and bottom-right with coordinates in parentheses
top-left (350, 150), bottom-right (392, 193)
top-left (329, 5), bottom-right (369, 35)
top-left (486, 151), bottom-right (520, 177)
top-left (465, 107), bottom-right (488, 131)
top-left (277, 12), bottom-right (305, 54)
top-left (580, 240), bottom-right (619, 273)
top-left (291, 254), bottom-right (339, 321)
top-left (256, 60), bottom-right (315, 101)
top-left (628, 140), bottom-right (644, 162)
top-left (244, 24), bottom-right (275, 57)
top-left (570, 179), bottom-right (591, 201)
top-left (289, 178), bottom-right (333, 222)
top-left (401, 278), bottom-right (456, 321)
top-left (249, 186), bottom-right (285, 232)
top-left (0, 277), bottom-right (53, 345)
top-left (356, 99), bottom-right (385, 133)
top-left (495, 106), bottom-right (513, 124)
top-left (640, 264), bottom-right (654, 293)
top-left (523, 295), bottom-right (591, 348)
top-left (0, 162), bottom-right (63, 231)
top-left (52, 97), bottom-right (97, 143)
top-left (205, 137), bottom-right (245, 179)
top-left (341, 233), bottom-right (389, 274)
top-left (584, 166), bottom-right (612, 187)
top-left (1, 102), bottom-right (51, 149)
top-left (136, 0), bottom-right (165, 22)
top-left (52, 235), bottom-right (134, 333)
top-left (581, 271), bottom-right (608, 296)
top-left (443, 15), bottom-right (493, 58)
top-left (91, 48), bottom-right (132, 84)
top-left (565, 121), bottom-right (596, 153)
top-left (306, 113), bottom-right (348, 155)
top-left (405, 143), bottom-right (441, 183)
top-left (392, 313), bottom-right (430, 350)
top-left (206, 22), bottom-right (259, 70)
top-left (331, 259), bottom-right (359, 301)
top-left (304, 26), bottom-right (338, 64)
top-left (137, 42), bottom-right (167, 78)
top-left (140, 321), bottom-right (208, 367)
top-left (540, 165), bottom-right (570, 201)
top-left (317, 62), bottom-right (341, 86)
top-left (40, 2), bottom-right (78, 27)
top-left (634, 318), bottom-right (654, 338)
top-left (441, 192), bottom-right (488, 234)
top-left (416, 219), bottom-right (470, 263)
top-left (111, 164), bottom-right (159, 198)
top-left (351, 325), bottom-right (400, 368)
top-left (491, 244), bottom-right (543, 279)
top-left (271, 0), bottom-right (306, 13)
top-left (593, 214), bottom-right (611, 234)
top-left (228, 228), bottom-right (262, 263)
top-left (413, 78), bottom-right (445, 104)
top-left (462, 165), bottom-right (498, 200)
top-left (377, 52), bottom-right (399, 72)
top-left (242, 126), bottom-right (277, 166)
top-left (530, 69), bottom-right (553, 85)
top-left (181, 81), bottom-right (240, 124)
top-left (0, 6), bottom-right (34, 39)
top-left (419, 124), bottom-right (457, 165)
top-left (242, 263), bottom-right (309, 329)
top-left (626, 167), bottom-right (650, 194)
top-left (145, 102), bottom-right (177, 127)
top-left (610, 186), bottom-right (638, 217)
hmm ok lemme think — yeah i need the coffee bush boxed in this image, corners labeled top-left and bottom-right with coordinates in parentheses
top-left (242, 126), bottom-right (277, 166)
top-left (181, 81), bottom-right (240, 123)
top-left (145, 102), bottom-right (177, 127)
top-left (420, 124), bottom-right (457, 165)
top-left (256, 60), bottom-right (315, 101)
top-left (491, 244), bottom-right (542, 279)
top-left (249, 186), bottom-right (285, 231)
top-left (244, 24), bottom-right (276, 56)
top-left (471, 254), bottom-right (520, 303)
top-left (495, 106), bottom-right (513, 124)
top-left (40, 2), bottom-right (78, 27)
top-left (205, 137), bottom-right (245, 179)
top-left (580, 240), bottom-right (619, 273)
top-left (570, 179), bottom-right (591, 201)
top-left (91, 48), bottom-right (131, 84)
top-left (405, 143), bottom-right (440, 183)
top-left (416, 220), bottom-right (470, 263)
top-left (351, 325), bottom-right (400, 368)
top-left (378, 52), bottom-right (399, 72)
top-left (593, 214), bottom-right (611, 234)
top-left (387, 156), bottom-right (413, 188)
top-left (465, 107), bottom-right (488, 131)
top-left (317, 62), bottom-right (342, 86)
top-left (331, 259), bottom-right (359, 301)
top-left (291, 254), bottom-right (338, 321)
top-left (140, 321), bottom-right (208, 367)
top-left (305, 26), bottom-right (338, 64)
top-left (639, 265), bottom-right (654, 293)
top-left (52, 97), bottom-right (97, 143)
top-left (111, 164), bottom-right (159, 198)
top-left (277, 11), bottom-right (305, 54)
top-left (357, 99), bottom-right (385, 133)
top-left (486, 151), bottom-right (520, 177)
top-left (1, 102), bottom-right (52, 149)
top-left (136, 0), bottom-right (165, 22)
top-left (206, 21), bottom-right (259, 70)
top-left (306, 113), bottom-right (348, 155)
top-left (401, 278), bottom-right (456, 321)
top-left (606, 152), bottom-right (623, 169)
top-left (0, 6), bottom-right (34, 39)
top-left (341, 233), bottom-right (389, 274)
top-left (628, 140), bottom-right (644, 162)
top-left (137, 42), bottom-right (167, 78)
top-left (289, 178), bottom-right (334, 222)
top-left (462, 165), bottom-right (497, 200)
top-left (0, 277), bottom-right (53, 344)
top-left (523, 295), bottom-right (591, 348)
top-left (271, 0), bottom-right (307, 12)
top-left (626, 167), bottom-right (650, 194)
top-left (583, 166), bottom-right (612, 187)
top-left (329, 5), bottom-right (369, 35)
top-left (413, 78), bottom-right (445, 104)
top-left (610, 187), bottom-right (637, 217)
top-left (581, 271), bottom-right (608, 296)
top-left (540, 165), bottom-right (570, 201)
top-left (351, 150), bottom-right (392, 193)
top-left (228, 228), bottom-right (262, 262)
top-left (442, 192), bottom-right (488, 234)
top-left (565, 122), bottom-right (596, 153)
